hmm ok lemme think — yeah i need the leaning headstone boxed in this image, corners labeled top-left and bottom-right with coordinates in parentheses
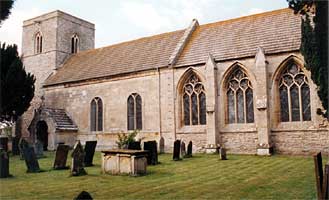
top-left (185, 141), bottom-right (192, 158)
top-left (0, 148), bottom-right (10, 178)
top-left (219, 148), bottom-right (227, 160)
top-left (314, 152), bottom-right (324, 200)
top-left (173, 140), bottom-right (181, 161)
top-left (180, 141), bottom-right (186, 158)
top-left (143, 141), bottom-right (158, 165)
top-left (34, 140), bottom-right (44, 158)
top-left (23, 146), bottom-right (41, 173)
top-left (0, 136), bottom-right (8, 152)
top-left (18, 138), bottom-right (29, 160)
top-left (74, 191), bottom-right (93, 200)
top-left (128, 141), bottom-right (141, 150)
top-left (53, 144), bottom-right (70, 170)
top-left (84, 141), bottom-right (97, 167)
top-left (71, 140), bottom-right (86, 176)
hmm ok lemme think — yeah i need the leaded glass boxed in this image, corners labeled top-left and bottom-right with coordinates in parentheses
top-left (136, 95), bottom-right (142, 130)
top-left (199, 92), bottom-right (206, 125)
top-left (90, 100), bottom-right (96, 131)
top-left (279, 86), bottom-right (289, 122)
top-left (97, 98), bottom-right (103, 131)
top-left (290, 84), bottom-right (300, 121)
top-left (191, 93), bottom-right (198, 125)
top-left (237, 89), bottom-right (244, 123)
top-left (183, 94), bottom-right (190, 125)
top-left (246, 88), bottom-right (254, 123)
top-left (301, 84), bottom-right (311, 121)
top-left (127, 96), bottom-right (135, 130)
top-left (227, 90), bottom-right (235, 124)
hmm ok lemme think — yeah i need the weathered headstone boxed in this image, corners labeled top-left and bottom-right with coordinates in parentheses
top-left (159, 137), bottom-right (165, 154)
top-left (314, 152), bottom-right (324, 200)
top-left (323, 164), bottom-right (329, 200)
top-left (185, 141), bottom-right (192, 158)
top-left (143, 141), bottom-right (158, 165)
top-left (0, 137), bottom-right (8, 152)
top-left (71, 140), bottom-right (86, 176)
top-left (128, 141), bottom-right (141, 150)
top-left (34, 140), bottom-right (44, 158)
top-left (53, 144), bottom-right (70, 170)
top-left (173, 140), bottom-right (181, 161)
top-left (74, 191), bottom-right (93, 200)
top-left (18, 138), bottom-right (29, 160)
top-left (219, 148), bottom-right (227, 160)
top-left (0, 148), bottom-right (10, 178)
top-left (84, 141), bottom-right (97, 167)
top-left (23, 146), bottom-right (41, 173)
top-left (180, 141), bottom-right (186, 158)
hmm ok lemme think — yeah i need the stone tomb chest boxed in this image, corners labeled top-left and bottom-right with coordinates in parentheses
top-left (101, 149), bottom-right (148, 176)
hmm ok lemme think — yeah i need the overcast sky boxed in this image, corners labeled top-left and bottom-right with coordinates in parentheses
top-left (0, 0), bottom-right (288, 53)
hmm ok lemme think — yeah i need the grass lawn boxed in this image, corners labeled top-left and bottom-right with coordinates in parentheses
top-left (0, 152), bottom-right (325, 199)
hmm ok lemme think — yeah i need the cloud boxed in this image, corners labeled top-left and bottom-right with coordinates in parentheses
top-left (0, 8), bottom-right (42, 54)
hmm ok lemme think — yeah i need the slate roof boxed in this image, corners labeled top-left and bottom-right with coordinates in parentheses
top-left (44, 8), bottom-right (301, 86)
top-left (43, 108), bottom-right (78, 131)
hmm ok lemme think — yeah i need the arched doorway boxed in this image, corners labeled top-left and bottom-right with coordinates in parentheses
top-left (36, 121), bottom-right (48, 151)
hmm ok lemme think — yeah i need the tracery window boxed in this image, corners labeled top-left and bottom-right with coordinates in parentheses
top-left (182, 74), bottom-right (206, 126)
top-left (90, 97), bottom-right (103, 131)
top-left (35, 32), bottom-right (43, 54)
top-left (127, 93), bottom-right (142, 130)
top-left (226, 68), bottom-right (254, 124)
top-left (279, 63), bottom-right (311, 122)
top-left (71, 34), bottom-right (79, 54)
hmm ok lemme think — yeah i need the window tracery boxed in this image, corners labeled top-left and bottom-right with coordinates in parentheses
top-left (90, 97), bottom-right (103, 131)
top-left (127, 93), bottom-right (142, 130)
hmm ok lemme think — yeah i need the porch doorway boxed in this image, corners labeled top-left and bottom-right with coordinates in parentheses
top-left (36, 121), bottom-right (48, 151)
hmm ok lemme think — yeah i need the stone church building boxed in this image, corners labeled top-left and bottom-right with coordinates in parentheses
top-left (20, 8), bottom-right (328, 155)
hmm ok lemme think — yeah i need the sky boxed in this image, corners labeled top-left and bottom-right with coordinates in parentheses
top-left (0, 0), bottom-right (289, 53)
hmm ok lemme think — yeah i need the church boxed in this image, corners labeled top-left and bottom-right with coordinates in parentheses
top-left (19, 8), bottom-right (328, 155)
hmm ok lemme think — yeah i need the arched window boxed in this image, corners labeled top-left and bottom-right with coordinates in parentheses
top-left (226, 67), bottom-right (254, 124)
top-left (279, 63), bottom-right (311, 122)
top-left (127, 93), bottom-right (142, 130)
top-left (71, 34), bottom-right (79, 54)
top-left (182, 74), bottom-right (206, 126)
top-left (90, 97), bottom-right (103, 131)
top-left (35, 32), bottom-right (43, 54)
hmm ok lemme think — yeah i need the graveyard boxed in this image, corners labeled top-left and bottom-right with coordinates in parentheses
top-left (0, 151), bottom-right (325, 199)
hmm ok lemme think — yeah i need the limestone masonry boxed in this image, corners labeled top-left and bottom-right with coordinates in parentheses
top-left (19, 9), bottom-right (328, 155)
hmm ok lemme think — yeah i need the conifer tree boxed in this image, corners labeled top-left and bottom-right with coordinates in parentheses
top-left (0, 0), bottom-right (15, 24)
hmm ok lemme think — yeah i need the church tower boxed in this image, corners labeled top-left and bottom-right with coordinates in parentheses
top-left (19, 10), bottom-right (95, 138)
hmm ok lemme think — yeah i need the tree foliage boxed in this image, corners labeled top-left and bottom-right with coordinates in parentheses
top-left (0, 0), bottom-right (15, 24)
top-left (287, 0), bottom-right (328, 118)
top-left (0, 43), bottom-right (36, 121)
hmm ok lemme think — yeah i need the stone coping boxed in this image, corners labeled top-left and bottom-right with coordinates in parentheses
top-left (101, 149), bottom-right (148, 155)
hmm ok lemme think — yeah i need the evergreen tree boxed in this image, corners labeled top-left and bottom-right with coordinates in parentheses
top-left (0, 0), bottom-right (15, 24)
top-left (0, 43), bottom-right (36, 121)
top-left (287, 0), bottom-right (328, 118)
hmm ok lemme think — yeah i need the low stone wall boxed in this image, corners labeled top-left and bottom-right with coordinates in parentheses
top-left (271, 129), bottom-right (329, 155)
top-left (176, 133), bottom-right (207, 153)
top-left (220, 131), bottom-right (258, 154)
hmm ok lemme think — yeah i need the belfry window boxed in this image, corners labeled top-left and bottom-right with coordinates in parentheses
top-left (127, 93), bottom-right (142, 130)
top-left (226, 68), bottom-right (254, 124)
top-left (90, 97), bottom-right (103, 131)
top-left (182, 74), bottom-right (206, 126)
top-left (35, 32), bottom-right (43, 54)
top-left (279, 63), bottom-right (311, 122)
top-left (71, 34), bottom-right (79, 54)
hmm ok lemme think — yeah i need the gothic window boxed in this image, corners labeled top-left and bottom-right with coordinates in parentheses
top-left (279, 63), bottom-right (311, 122)
top-left (226, 68), bottom-right (254, 124)
top-left (71, 34), bottom-right (79, 54)
top-left (127, 93), bottom-right (142, 130)
top-left (35, 32), bottom-right (43, 54)
top-left (182, 74), bottom-right (206, 126)
top-left (90, 97), bottom-right (103, 131)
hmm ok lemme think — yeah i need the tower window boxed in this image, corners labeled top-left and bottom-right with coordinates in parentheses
top-left (71, 34), bottom-right (79, 54)
top-left (35, 32), bottom-right (43, 54)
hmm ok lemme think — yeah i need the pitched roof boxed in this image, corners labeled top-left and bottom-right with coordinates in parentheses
top-left (43, 108), bottom-right (78, 131)
top-left (44, 8), bottom-right (301, 86)
top-left (175, 8), bottom-right (301, 67)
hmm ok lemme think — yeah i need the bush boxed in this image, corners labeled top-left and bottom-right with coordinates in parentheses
top-left (116, 130), bottom-right (138, 149)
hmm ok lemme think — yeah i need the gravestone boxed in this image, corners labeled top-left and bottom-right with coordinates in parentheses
top-left (18, 138), bottom-right (29, 160)
top-left (128, 141), bottom-right (141, 150)
top-left (0, 137), bottom-right (8, 152)
top-left (74, 191), bottom-right (93, 200)
top-left (181, 141), bottom-right (186, 158)
top-left (12, 136), bottom-right (20, 155)
top-left (84, 141), bottom-right (97, 167)
top-left (185, 141), bottom-right (192, 158)
top-left (173, 140), bottom-right (181, 161)
top-left (159, 137), bottom-right (165, 154)
top-left (23, 146), bottom-right (41, 173)
top-left (34, 140), bottom-right (44, 158)
top-left (53, 144), bottom-right (70, 169)
top-left (324, 164), bottom-right (329, 200)
top-left (0, 148), bottom-right (10, 178)
top-left (314, 152), bottom-right (324, 200)
top-left (219, 148), bottom-right (227, 160)
top-left (71, 140), bottom-right (86, 176)
top-left (143, 141), bottom-right (158, 165)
